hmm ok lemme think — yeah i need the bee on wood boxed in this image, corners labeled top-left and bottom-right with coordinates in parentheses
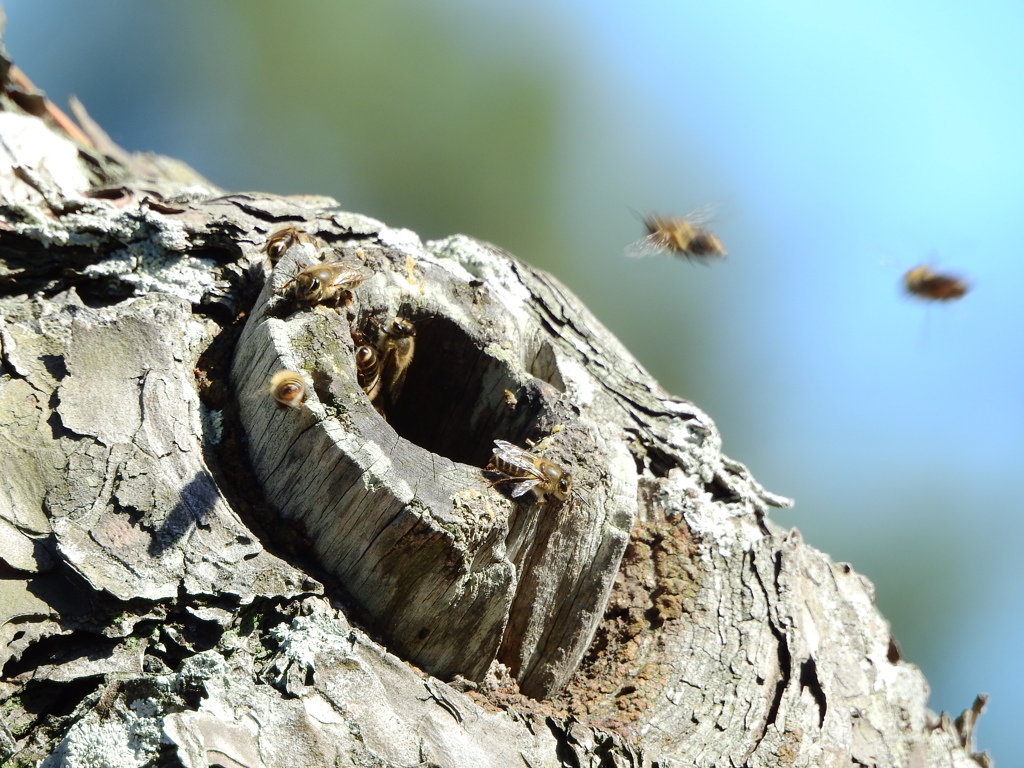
top-left (903, 265), bottom-right (969, 301)
top-left (377, 317), bottom-right (417, 408)
top-left (269, 370), bottom-right (308, 410)
top-left (355, 345), bottom-right (382, 402)
top-left (628, 212), bottom-right (727, 262)
top-left (265, 226), bottom-right (319, 263)
top-left (284, 260), bottom-right (373, 306)
top-left (487, 439), bottom-right (572, 503)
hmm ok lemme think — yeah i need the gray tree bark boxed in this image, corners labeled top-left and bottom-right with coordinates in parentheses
top-left (0, 29), bottom-right (991, 768)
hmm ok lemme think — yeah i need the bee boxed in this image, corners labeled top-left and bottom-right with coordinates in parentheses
top-left (355, 345), bottom-right (382, 402)
top-left (284, 260), bottom-right (373, 306)
top-left (628, 212), bottom-right (727, 261)
top-left (265, 226), bottom-right (319, 263)
top-left (487, 439), bottom-right (572, 503)
top-left (503, 389), bottom-right (518, 411)
top-left (269, 370), bottom-right (308, 409)
top-left (377, 317), bottom-right (417, 408)
top-left (903, 265), bottom-right (969, 301)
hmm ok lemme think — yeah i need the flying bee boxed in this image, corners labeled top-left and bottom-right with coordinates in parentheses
top-left (265, 226), bottom-right (319, 263)
top-left (487, 439), bottom-right (572, 503)
top-left (628, 212), bottom-right (727, 262)
top-left (284, 260), bottom-right (373, 306)
top-left (269, 370), bottom-right (308, 409)
top-left (903, 265), bottom-right (970, 301)
top-left (354, 344), bottom-right (382, 402)
top-left (377, 317), bottom-right (417, 408)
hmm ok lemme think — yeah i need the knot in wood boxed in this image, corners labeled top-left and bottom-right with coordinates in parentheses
top-left (232, 221), bottom-right (635, 697)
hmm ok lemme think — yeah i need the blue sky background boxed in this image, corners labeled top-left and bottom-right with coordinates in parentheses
top-left (6, 1), bottom-right (1020, 761)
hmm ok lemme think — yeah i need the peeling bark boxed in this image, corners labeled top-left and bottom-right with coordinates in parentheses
top-left (0, 23), bottom-right (991, 768)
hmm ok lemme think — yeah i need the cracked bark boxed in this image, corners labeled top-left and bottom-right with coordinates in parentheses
top-left (0, 25), bottom-right (991, 768)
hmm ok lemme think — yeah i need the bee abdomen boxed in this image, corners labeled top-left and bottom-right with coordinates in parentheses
top-left (269, 370), bottom-right (308, 410)
top-left (491, 456), bottom-right (526, 478)
top-left (355, 345), bottom-right (382, 401)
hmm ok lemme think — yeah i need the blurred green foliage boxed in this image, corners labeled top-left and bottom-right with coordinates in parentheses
top-left (231, 2), bottom-right (564, 263)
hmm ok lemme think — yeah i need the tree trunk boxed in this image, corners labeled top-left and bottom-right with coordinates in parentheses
top-left (0, 30), bottom-right (990, 768)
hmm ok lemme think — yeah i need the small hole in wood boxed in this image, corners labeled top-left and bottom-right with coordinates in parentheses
top-left (357, 309), bottom-right (555, 468)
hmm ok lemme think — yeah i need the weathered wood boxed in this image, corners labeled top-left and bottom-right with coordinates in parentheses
top-left (231, 229), bottom-right (636, 696)
top-left (0, 29), bottom-right (992, 768)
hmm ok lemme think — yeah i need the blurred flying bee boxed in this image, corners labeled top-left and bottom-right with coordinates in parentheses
top-left (628, 212), bottom-right (727, 262)
top-left (284, 260), bottom-right (373, 306)
top-left (903, 265), bottom-right (969, 301)
top-left (487, 439), bottom-right (572, 503)
top-left (377, 317), bottom-right (417, 408)
top-left (265, 226), bottom-right (319, 263)
top-left (354, 345), bottom-right (382, 402)
top-left (269, 370), bottom-right (308, 409)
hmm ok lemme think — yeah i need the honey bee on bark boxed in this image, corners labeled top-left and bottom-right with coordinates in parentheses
top-left (283, 260), bottom-right (373, 307)
top-left (265, 226), bottom-right (320, 263)
top-left (628, 212), bottom-right (727, 262)
top-left (269, 370), bottom-right (309, 410)
top-left (355, 345), bottom-right (383, 402)
top-left (903, 265), bottom-right (970, 301)
top-left (487, 439), bottom-right (572, 503)
top-left (377, 317), bottom-right (417, 409)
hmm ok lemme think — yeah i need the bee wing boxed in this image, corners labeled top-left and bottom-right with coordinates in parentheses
top-left (492, 440), bottom-right (545, 479)
top-left (509, 477), bottom-right (541, 497)
top-left (388, 361), bottom-right (410, 402)
top-left (685, 204), bottom-right (717, 226)
top-left (328, 261), bottom-right (373, 287)
top-left (625, 235), bottom-right (662, 259)
top-left (379, 336), bottom-right (411, 394)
